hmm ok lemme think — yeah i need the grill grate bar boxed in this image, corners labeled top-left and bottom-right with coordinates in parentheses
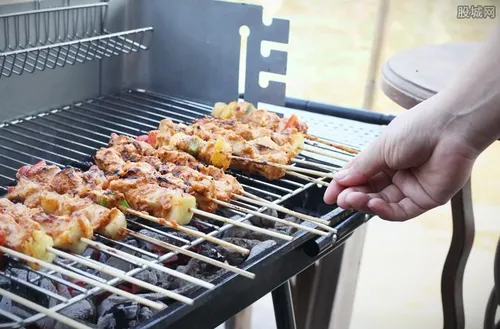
top-left (119, 93), bottom-right (204, 120)
top-left (99, 97), bottom-right (170, 123)
top-left (7, 124), bottom-right (99, 152)
top-left (127, 220), bottom-right (191, 245)
top-left (54, 110), bottom-right (142, 137)
top-left (0, 90), bottom-right (334, 328)
top-left (96, 235), bottom-right (160, 260)
top-left (52, 111), bottom-right (136, 137)
top-left (0, 272), bottom-right (68, 302)
top-left (53, 260), bottom-right (108, 284)
top-left (75, 104), bottom-right (158, 131)
top-left (21, 119), bottom-right (107, 148)
top-left (1, 127), bottom-right (92, 158)
top-left (21, 265), bottom-right (88, 294)
top-left (0, 309), bottom-right (22, 324)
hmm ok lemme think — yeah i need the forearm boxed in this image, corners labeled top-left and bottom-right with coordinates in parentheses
top-left (429, 24), bottom-right (500, 153)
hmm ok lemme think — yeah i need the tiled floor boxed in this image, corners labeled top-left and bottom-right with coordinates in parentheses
top-left (220, 0), bottom-right (500, 328)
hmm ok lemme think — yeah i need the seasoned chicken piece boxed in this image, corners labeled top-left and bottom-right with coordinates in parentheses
top-left (39, 192), bottom-right (127, 240)
top-left (0, 202), bottom-right (55, 268)
top-left (8, 165), bottom-right (127, 241)
top-left (156, 119), bottom-right (288, 179)
top-left (212, 101), bottom-right (309, 133)
top-left (192, 117), bottom-right (305, 157)
top-left (108, 178), bottom-right (196, 225)
top-left (0, 198), bottom-right (92, 254)
top-left (95, 147), bottom-right (126, 175)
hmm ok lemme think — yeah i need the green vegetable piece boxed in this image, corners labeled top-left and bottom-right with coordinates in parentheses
top-left (188, 137), bottom-right (201, 156)
top-left (99, 199), bottom-right (108, 207)
top-left (119, 200), bottom-right (131, 208)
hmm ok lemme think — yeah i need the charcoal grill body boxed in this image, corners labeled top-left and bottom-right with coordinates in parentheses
top-left (0, 1), bottom-right (384, 329)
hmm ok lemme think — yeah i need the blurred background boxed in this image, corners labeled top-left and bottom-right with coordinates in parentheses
top-left (223, 0), bottom-right (500, 328)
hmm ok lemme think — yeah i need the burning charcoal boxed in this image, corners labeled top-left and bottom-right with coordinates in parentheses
top-left (52, 273), bottom-right (96, 328)
top-left (0, 275), bottom-right (9, 289)
top-left (0, 296), bottom-right (11, 314)
top-left (97, 293), bottom-right (166, 329)
top-left (135, 269), bottom-right (158, 286)
top-left (248, 240), bottom-right (277, 260)
top-left (247, 207), bottom-right (279, 228)
top-left (101, 256), bottom-right (134, 281)
top-left (222, 220), bottom-right (279, 241)
top-left (169, 258), bottom-right (225, 292)
top-left (195, 244), bottom-right (225, 262)
top-left (136, 228), bottom-right (194, 249)
top-left (139, 306), bottom-right (154, 322)
top-left (274, 216), bottom-right (301, 235)
top-left (54, 300), bottom-right (95, 329)
top-left (215, 238), bottom-right (260, 265)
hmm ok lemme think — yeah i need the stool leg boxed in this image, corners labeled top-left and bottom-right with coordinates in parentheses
top-left (441, 178), bottom-right (475, 329)
top-left (483, 236), bottom-right (500, 329)
top-left (272, 281), bottom-right (297, 329)
top-left (225, 307), bottom-right (252, 329)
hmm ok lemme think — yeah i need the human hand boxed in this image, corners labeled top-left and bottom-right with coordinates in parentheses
top-left (323, 100), bottom-right (480, 221)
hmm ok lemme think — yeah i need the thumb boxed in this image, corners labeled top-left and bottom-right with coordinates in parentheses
top-left (334, 138), bottom-right (387, 186)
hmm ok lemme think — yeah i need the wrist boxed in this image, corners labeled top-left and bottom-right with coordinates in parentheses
top-left (430, 90), bottom-right (500, 156)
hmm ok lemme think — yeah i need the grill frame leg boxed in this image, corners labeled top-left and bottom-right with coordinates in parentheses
top-left (272, 280), bottom-right (297, 329)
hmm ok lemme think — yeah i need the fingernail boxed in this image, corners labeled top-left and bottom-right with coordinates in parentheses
top-left (334, 169), bottom-right (348, 181)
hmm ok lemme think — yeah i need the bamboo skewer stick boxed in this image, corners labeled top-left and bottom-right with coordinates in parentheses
top-left (47, 247), bottom-right (194, 305)
top-left (126, 230), bottom-right (255, 279)
top-left (0, 246), bottom-right (165, 311)
top-left (190, 208), bottom-right (292, 241)
top-left (304, 135), bottom-right (359, 154)
top-left (120, 206), bottom-right (250, 255)
top-left (300, 145), bottom-right (352, 162)
top-left (285, 171), bottom-right (330, 187)
top-left (233, 194), bottom-right (335, 231)
top-left (0, 287), bottom-right (92, 329)
top-left (210, 198), bottom-right (329, 237)
top-left (80, 238), bottom-right (215, 290)
top-left (231, 155), bottom-right (336, 179)
top-left (291, 158), bottom-right (339, 172)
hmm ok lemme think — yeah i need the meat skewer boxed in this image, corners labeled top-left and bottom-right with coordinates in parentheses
top-left (6, 163), bottom-right (254, 278)
top-left (119, 132), bottom-right (336, 233)
top-left (0, 198), bottom-right (93, 255)
top-left (0, 208), bottom-right (56, 269)
top-left (0, 199), bottom-right (197, 302)
top-left (100, 135), bottom-right (330, 236)
top-left (94, 144), bottom-right (292, 241)
top-left (1, 197), bottom-right (214, 290)
top-left (10, 161), bottom-right (250, 254)
top-left (150, 119), bottom-right (291, 180)
top-left (211, 100), bottom-right (359, 154)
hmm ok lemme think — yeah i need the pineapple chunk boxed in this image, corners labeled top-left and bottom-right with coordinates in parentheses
top-left (98, 208), bottom-right (127, 240)
top-left (21, 230), bottom-right (56, 269)
top-left (212, 102), bottom-right (227, 118)
top-left (168, 194), bottom-right (196, 225)
top-left (210, 136), bottom-right (231, 169)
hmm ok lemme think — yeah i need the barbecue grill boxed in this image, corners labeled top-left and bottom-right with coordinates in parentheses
top-left (0, 1), bottom-right (386, 328)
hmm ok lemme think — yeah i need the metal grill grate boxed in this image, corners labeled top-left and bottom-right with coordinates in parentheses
top-left (0, 89), bottom-right (352, 328)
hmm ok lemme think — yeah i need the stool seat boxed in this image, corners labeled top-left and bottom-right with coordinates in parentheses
top-left (381, 42), bottom-right (478, 109)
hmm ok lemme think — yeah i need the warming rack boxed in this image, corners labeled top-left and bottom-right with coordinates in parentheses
top-left (0, 3), bottom-right (153, 78)
top-left (0, 89), bottom-right (351, 328)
